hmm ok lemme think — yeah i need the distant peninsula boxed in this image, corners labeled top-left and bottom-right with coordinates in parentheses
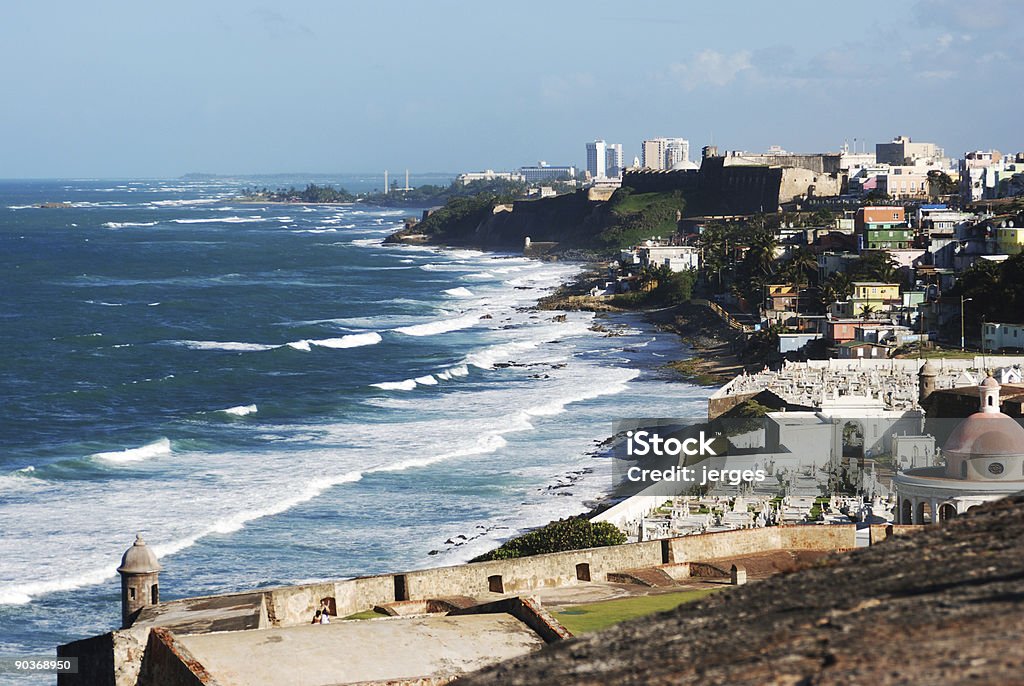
top-left (241, 183), bottom-right (356, 204)
top-left (239, 178), bottom-right (567, 208)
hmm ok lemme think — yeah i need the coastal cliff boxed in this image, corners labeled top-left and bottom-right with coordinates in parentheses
top-left (385, 187), bottom-right (687, 256)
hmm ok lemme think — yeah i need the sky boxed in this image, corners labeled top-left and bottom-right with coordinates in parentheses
top-left (1, 0), bottom-right (1021, 178)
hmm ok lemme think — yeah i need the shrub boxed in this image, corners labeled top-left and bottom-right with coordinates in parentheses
top-left (471, 517), bottom-right (627, 562)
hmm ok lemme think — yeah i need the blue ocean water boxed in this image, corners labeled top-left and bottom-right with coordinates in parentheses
top-left (0, 178), bottom-right (710, 672)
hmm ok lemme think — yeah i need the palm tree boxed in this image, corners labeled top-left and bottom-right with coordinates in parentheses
top-left (821, 272), bottom-right (853, 309)
top-left (745, 229), bottom-right (778, 279)
top-left (859, 304), bottom-right (877, 321)
top-left (852, 251), bottom-right (900, 283)
top-left (785, 247), bottom-right (818, 313)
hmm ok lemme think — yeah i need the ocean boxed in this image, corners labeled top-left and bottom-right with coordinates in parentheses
top-left (0, 177), bottom-right (710, 676)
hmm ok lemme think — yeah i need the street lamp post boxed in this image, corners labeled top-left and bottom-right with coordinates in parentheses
top-left (960, 295), bottom-right (973, 351)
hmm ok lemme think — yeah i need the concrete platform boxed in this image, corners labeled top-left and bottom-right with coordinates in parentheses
top-left (175, 613), bottom-right (546, 686)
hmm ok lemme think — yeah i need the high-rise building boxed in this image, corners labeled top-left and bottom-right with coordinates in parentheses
top-left (642, 139), bottom-right (663, 169)
top-left (664, 139), bottom-right (689, 168)
top-left (605, 143), bottom-right (623, 178)
top-left (641, 137), bottom-right (690, 170)
top-left (586, 140), bottom-right (607, 179)
top-left (876, 135), bottom-right (945, 166)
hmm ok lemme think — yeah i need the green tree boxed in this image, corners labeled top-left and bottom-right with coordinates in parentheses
top-left (850, 251), bottom-right (900, 283)
top-left (927, 170), bottom-right (957, 198)
top-left (743, 229), bottom-right (778, 279)
top-left (820, 271), bottom-right (853, 309)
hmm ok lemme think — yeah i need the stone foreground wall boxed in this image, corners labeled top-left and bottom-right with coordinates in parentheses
top-left (263, 525), bottom-right (858, 626)
top-left (60, 524), bottom-right (864, 685)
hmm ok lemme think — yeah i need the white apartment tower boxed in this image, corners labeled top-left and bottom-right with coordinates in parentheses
top-left (586, 140), bottom-right (607, 179)
top-left (605, 143), bottom-right (623, 178)
top-left (641, 137), bottom-right (690, 170)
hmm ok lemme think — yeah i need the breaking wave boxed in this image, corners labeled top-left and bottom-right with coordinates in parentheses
top-left (92, 438), bottom-right (172, 464)
top-left (219, 404), bottom-right (258, 416)
top-left (393, 315), bottom-right (479, 337)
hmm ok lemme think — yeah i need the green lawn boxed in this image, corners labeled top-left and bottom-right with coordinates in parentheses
top-left (611, 191), bottom-right (668, 215)
top-left (895, 348), bottom-right (975, 359)
top-left (342, 608), bottom-right (389, 620)
top-left (553, 589), bottom-right (719, 634)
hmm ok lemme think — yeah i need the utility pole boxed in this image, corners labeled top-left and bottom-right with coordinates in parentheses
top-left (960, 295), bottom-right (973, 351)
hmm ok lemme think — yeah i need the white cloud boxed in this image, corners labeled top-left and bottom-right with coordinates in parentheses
top-left (668, 50), bottom-right (753, 90)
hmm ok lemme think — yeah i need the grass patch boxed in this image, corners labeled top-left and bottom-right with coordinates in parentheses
top-left (894, 346), bottom-right (975, 359)
top-left (343, 608), bottom-right (389, 620)
top-left (552, 589), bottom-right (718, 634)
top-left (611, 192), bottom-right (670, 216)
top-left (666, 359), bottom-right (725, 386)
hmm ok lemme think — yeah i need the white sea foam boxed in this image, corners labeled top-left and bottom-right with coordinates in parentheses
top-left (444, 287), bottom-right (474, 298)
top-left (371, 379), bottom-right (417, 391)
top-left (92, 438), bottom-right (172, 463)
top-left (173, 340), bottom-right (278, 352)
top-left (220, 404), bottom-right (258, 416)
top-left (85, 300), bottom-right (124, 307)
top-left (103, 221), bottom-right (159, 229)
top-left (413, 375), bottom-right (438, 386)
top-left (463, 340), bottom-right (541, 369)
top-left (148, 198), bottom-right (220, 207)
top-left (305, 332), bottom-right (382, 349)
top-left (393, 314), bottom-right (479, 337)
top-left (287, 340), bottom-right (312, 352)
top-left (350, 237), bottom-right (383, 247)
top-left (170, 216), bottom-right (265, 224)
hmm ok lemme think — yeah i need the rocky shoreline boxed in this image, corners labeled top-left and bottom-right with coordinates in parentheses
top-left (431, 261), bottom-right (750, 560)
top-left (537, 265), bottom-right (751, 386)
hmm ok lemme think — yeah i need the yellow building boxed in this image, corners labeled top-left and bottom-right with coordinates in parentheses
top-left (833, 282), bottom-right (901, 318)
top-left (996, 226), bottom-right (1024, 255)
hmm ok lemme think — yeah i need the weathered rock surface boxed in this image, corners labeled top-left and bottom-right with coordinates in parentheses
top-left (457, 495), bottom-right (1024, 685)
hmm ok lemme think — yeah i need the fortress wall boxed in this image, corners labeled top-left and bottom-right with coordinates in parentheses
top-left (58, 627), bottom-right (156, 686)
top-left (621, 170), bottom-right (700, 194)
top-left (668, 527), bottom-right (783, 562)
top-left (265, 576), bottom-right (394, 627)
top-left (869, 524), bottom-right (922, 544)
top-left (778, 168), bottom-right (843, 203)
top-left (136, 629), bottom-right (212, 686)
top-left (262, 528), bottom-right (862, 627)
top-left (62, 526), bottom-right (868, 683)
top-left (402, 541), bottom-right (665, 598)
top-left (667, 525), bottom-right (857, 563)
top-left (779, 524), bottom-right (858, 550)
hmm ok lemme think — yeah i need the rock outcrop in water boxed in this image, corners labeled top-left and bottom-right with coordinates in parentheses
top-left (456, 495), bottom-right (1024, 685)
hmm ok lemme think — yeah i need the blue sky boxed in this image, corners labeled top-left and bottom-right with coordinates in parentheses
top-left (1, 0), bottom-right (1021, 178)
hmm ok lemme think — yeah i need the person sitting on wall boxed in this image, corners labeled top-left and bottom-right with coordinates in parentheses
top-left (319, 599), bottom-right (332, 624)
top-left (312, 609), bottom-right (322, 625)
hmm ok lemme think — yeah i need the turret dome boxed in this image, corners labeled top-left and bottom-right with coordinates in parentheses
top-left (117, 534), bottom-right (161, 574)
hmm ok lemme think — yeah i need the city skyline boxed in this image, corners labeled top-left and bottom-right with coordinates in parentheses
top-left (1, 0), bottom-right (1022, 178)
